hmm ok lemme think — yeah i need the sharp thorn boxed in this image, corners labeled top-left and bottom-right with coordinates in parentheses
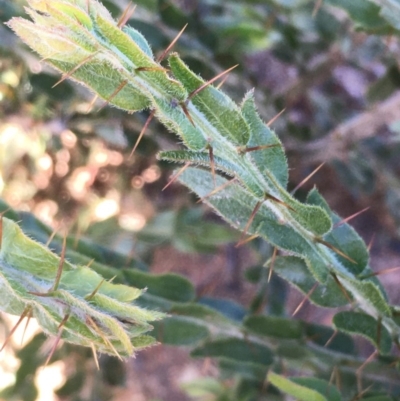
top-left (333, 207), bottom-right (370, 229)
top-left (197, 177), bottom-right (237, 203)
top-left (312, 0), bottom-right (323, 18)
top-left (44, 314), bottom-right (69, 367)
top-left (316, 238), bottom-right (357, 264)
top-left (216, 75), bottom-right (228, 90)
top-left (129, 109), bottom-right (155, 158)
top-left (52, 52), bottom-right (98, 88)
top-left (240, 144), bottom-right (280, 154)
top-left (266, 108), bottom-right (286, 127)
top-left (367, 234), bottom-right (375, 252)
top-left (98, 80), bottom-right (128, 111)
top-left (87, 95), bottom-right (99, 113)
top-left (208, 145), bottom-right (216, 188)
top-left (180, 102), bottom-right (195, 126)
top-left (0, 308), bottom-right (31, 352)
top-left (268, 247), bottom-right (278, 283)
top-left (87, 316), bottom-right (122, 360)
top-left (360, 265), bottom-right (400, 279)
top-left (162, 162), bottom-right (191, 191)
top-left (235, 233), bottom-right (259, 248)
top-left (292, 282), bottom-right (318, 316)
top-left (376, 316), bottom-right (382, 350)
top-left (187, 65), bottom-right (239, 101)
top-left (236, 201), bottom-right (263, 247)
top-left (85, 279), bottom-right (105, 301)
top-left (264, 193), bottom-right (295, 212)
top-left (117, 2), bottom-right (136, 28)
top-left (21, 309), bottom-right (33, 346)
top-left (324, 330), bottom-right (338, 347)
top-left (291, 163), bottom-right (325, 195)
top-left (135, 66), bottom-right (168, 73)
top-left (50, 234), bottom-right (67, 293)
top-left (157, 23), bottom-right (188, 62)
top-left (352, 383), bottom-right (374, 401)
top-left (355, 351), bottom-right (378, 396)
top-left (330, 272), bottom-right (353, 303)
top-left (45, 228), bottom-right (59, 247)
top-left (91, 342), bottom-right (100, 370)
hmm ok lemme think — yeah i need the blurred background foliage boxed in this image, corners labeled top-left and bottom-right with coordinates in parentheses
top-left (2, 0), bottom-right (400, 400)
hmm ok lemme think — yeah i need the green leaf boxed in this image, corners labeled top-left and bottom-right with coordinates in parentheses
top-left (305, 323), bottom-right (355, 354)
top-left (241, 91), bottom-right (288, 188)
top-left (333, 311), bottom-right (392, 354)
top-left (273, 256), bottom-right (349, 308)
top-left (192, 338), bottom-right (274, 366)
top-left (123, 269), bottom-right (196, 303)
top-left (169, 54), bottom-right (251, 146)
top-left (244, 315), bottom-right (303, 339)
top-left (291, 378), bottom-right (342, 401)
top-left (307, 188), bottom-right (369, 274)
top-left (268, 372), bottom-right (329, 401)
top-left (151, 316), bottom-right (210, 345)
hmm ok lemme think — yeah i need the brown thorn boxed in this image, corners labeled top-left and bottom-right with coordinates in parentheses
top-left (179, 102), bottom-right (195, 126)
top-left (44, 313), bottom-right (70, 367)
top-left (266, 108), bottom-right (286, 127)
top-left (312, 0), bottom-right (323, 18)
top-left (352, 383), bottom-right (374, 401)
top-left (330, 272), bottom-right (353, 303)
top-left (85, 279), bottom-right (105, 301)
top-left (324, 330), bottom-right (338, 348)
top-left (292, 282), bottom-right (318, 316)
top-left (236, 201), bottom-right (263, 248)
top-left (50, 234), bottom-right (67, 293)
top-left (87, 316), bottom-right (122, 360)
top-left (333, 207), bottom-right (370, 229)
top-left (187, 65), bottom-right (239, 102)
top-left (117, 2), bottom-right (136, 28)
top-left (129, 110), bottom-right (155, 158)
top-left (0, 308), bottom-right (31, 352)
top-left (52, 52), bottom-right (99, 88)
top-left (355, 350), bottom-right (378, 396)
top-left (235, 233), bottom-right (259, 248)
top-left (86, 0), bottom-right (90, 14)
top-left (291, 163), bottom-right (325, 195)
top-left (98, 80), bottom-right (128, 111)
top-left (45, 228), bottom-right (59, 247)
top-left (264, 193), bottom-right (295, 212)
top-left (197, 177), bottom-right (237, 204)
top-left (86, 95), bottom-right (99, 113)
top-left (360, 266), bottom-right (400, 279)
top-left (21, 309), bottom-right (33, 346)
top-left (268, 247), bottom-right (278, 283)
top-left (367, 234), bottom-right (375, 252)
top-left (216, 75), bottom-right (228, 90)
top-left (91, 342), bottom-right (100, 370)
top-left (208, 145), bottom-right (216, 188)
top-left (86, 259), bottom-right (95, 268)
top-left (135, 66), bottom-right (168, 73)
top-left (316, 238), bottom-right (357, 264)
top-left (157, 23), bottom-right (188, 62)
top-left (241, 144), bottom-right (280, 154)
top-left (162, 162), bottom-right (191, 191)
top-left (376, 316), bottom-right (382, 350)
